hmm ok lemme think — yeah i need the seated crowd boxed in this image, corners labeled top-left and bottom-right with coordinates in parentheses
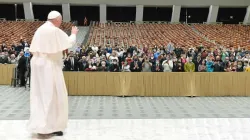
top-left (63, 43), bottom-right (250, 72)
top-left (1, 21), bottom-right (250, 74)
top-left (0, 37), bottom-right (31, 87)
top-left (66, 22), bottom-right (250, 72)
top-left (0, 36), bottom-right (30, 64)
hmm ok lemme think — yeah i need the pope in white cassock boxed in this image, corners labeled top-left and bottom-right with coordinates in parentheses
top-left (27, 11), bottom-right (78, 136)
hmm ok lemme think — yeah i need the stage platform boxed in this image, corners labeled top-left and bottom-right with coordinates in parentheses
top-left (1, 118), bottom-right (250, 140)
top-left (0, 86), bottom-right (250, 119)
top-left (0, 86), bottom-right (250, 139)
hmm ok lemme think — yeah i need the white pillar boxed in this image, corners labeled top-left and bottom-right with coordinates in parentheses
top-left (62, 3), bottom-right (71, 22)
top-left (171, 5), bottom-right (181, 23)
top-left (136, 5), bottom-right (143, 22)
top-left (243, 6), bottom-right (250, 25)
top-left (100, 4), bottom-right (106, 23)
top-left (23, 2), bottom-right (34, 20)
top-left (207, 5), bottom-right (219, 23)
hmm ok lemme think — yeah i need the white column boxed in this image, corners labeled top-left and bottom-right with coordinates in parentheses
top-left (100, 4), bottom-right (106, 23)
top-left (207, 5), bottom-right (219, 23)
top-left (23, 2), bottom-right (34, 20)
top-left (171, 5), bottom-right (181, 23)
top-left (136, 5), bottom-right (143, 22)
top-left (243, 6), bottom-right (250, 25)
top-left (62, 3), bottom-right (71, 22)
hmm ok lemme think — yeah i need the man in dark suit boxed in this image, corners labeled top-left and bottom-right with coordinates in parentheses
top-left (152, 60), bottom-right (163, 72)
top-left (1, 42), bottom-right (7, 51)
top-left (127, 46), bottom-right (135, 56)
top-left (78, 56), bottom-right (89, 71)
top-left (64, 52), bottom-right (78, 71)
top-left (17, 51), bottom-right (27, 87)
top-left (109, 59), bottom-right (120, 72)
top-left (20, 36), bottom-right (30, 48)
top-left (130, 55), bottom-right (142, 72)
top-left (213, 56), bottom-right (225, 72)
top-left (16, 43), bottom-right (24, 56)
top-left (0, 52), bottom-right (9, 64)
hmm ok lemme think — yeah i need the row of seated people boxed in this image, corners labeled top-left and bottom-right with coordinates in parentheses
top-left (0, 21), bottom-right (73, 47)
top-left (193, 24), bottom-right (250, 49)
top-left (87, 22), bottom-right (214, 48)
top-left (63, 44), bottom-right (250, 72)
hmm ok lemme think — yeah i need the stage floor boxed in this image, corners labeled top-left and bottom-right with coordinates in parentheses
top-left (1, 119), bottom-right (250, 140)
top-left (1, 86), bottom-right (250, 139)
top-left (0, 86), bottom-right (250, 119)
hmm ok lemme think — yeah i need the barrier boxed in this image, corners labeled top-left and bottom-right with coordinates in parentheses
top-left (64, 72), bottom-right (193, 96)
top-left (1, 65), bottom-right (250, 96)
top-left (203, 22), bottom-right (223, 24)
top-left (0, 64), bottom-right (16, 85)
top-left (64, 72), bottom-right (250, 97)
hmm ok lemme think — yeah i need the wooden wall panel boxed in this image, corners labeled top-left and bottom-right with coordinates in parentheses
top-left (1, 65), bottom-right (250, 97)
top-left (0, 64), bottom-right (16, 85)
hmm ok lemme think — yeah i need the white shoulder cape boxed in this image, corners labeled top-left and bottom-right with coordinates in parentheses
top-left (29, 21), bottom-right (76, 54)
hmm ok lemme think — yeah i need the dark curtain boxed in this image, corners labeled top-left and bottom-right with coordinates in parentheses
top-left (217, 7), bottom-right (247, 24)
top-left (180, 8), bottom-right (209, 23)
top-left (70, 6), bottom-right (99, 25)
top-left (17, 4), bottom-right (25, 19)
top-left (33, 5), bottom-right (62, 21)
top-left (0, 4), bottom-right (15, 20)
top-left (107, 7), bottom-right (136, 22)
top-left (143, 7), bottom-right (172, 21)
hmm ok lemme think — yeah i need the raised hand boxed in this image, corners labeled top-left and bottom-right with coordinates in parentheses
top-left (71, 26), bottom-right (79, 35)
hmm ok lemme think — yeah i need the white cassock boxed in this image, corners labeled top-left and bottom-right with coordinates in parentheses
top-left (27, 21), bottom-right (76, 134)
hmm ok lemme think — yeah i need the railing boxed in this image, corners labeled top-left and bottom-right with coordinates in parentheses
top-left (203, 22), bottom-right (223, 25)
top-left (106, 20), bottom-right (113, 23)
top-left (71, 20), bottom-right (78, 26)
top-left (83, 21), bottom-right (93, 46)
top-left (16, 19), bottom-right (25, 21)
top-left (239, 22), bottom-right (250, 25)
top-left (88, 21), bottom-right (249, 25)
top-left (0, 18), bottom-right (6, 21)
top-left (170, 22), bottom-right (181, 24)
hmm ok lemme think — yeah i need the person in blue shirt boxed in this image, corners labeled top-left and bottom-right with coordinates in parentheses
top-left (24, 49), bottom-right (30, 58)
top-left (106, 46), bottom-right (112, 54)
top-left (154, 50), bottom-right (161, 60)
top-left (206, 57), bottom-right (214, 72)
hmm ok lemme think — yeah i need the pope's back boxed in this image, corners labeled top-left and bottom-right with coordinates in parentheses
top-left (27, 11), bottom-right (78, 136)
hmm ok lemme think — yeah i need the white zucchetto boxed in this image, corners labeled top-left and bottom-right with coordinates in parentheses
top-left (47, 11), bottom-right (61, 19)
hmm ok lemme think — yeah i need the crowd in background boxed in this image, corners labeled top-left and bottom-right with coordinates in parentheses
top-left (1, 37), bottom-right (250, 87)
top-left (63, 42), bottom-right (250, 72)
top-left (0, 37), bottom-right (31, 87)
top-left (2, 38), bottom-right (250, 74)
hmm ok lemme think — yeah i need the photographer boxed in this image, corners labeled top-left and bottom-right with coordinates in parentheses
top-left (64, 51), bottom-right (78, 71)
